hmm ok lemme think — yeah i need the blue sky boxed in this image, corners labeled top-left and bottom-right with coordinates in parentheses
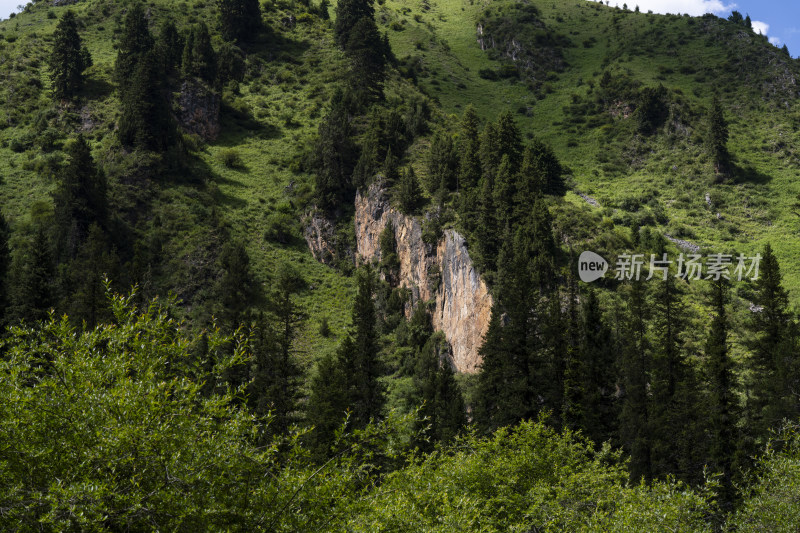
top-left (0, 0), bottom-right (798, 57)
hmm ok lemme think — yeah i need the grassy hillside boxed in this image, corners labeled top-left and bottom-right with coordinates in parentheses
top-left (1, 0), bottom-right (800, 341)
top-left (378, 0), bottom-right (800, 302)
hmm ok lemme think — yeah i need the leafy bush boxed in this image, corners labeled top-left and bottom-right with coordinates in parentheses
top-left (219, 148), bottom-right (244, 169)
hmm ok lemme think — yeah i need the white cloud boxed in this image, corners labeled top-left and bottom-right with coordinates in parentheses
top-left (751, 20), bottom-right (769, 36)
top-left (770, 37), bottom-right (781, 46)
top-left (588, 0), bottom-right (736, 16)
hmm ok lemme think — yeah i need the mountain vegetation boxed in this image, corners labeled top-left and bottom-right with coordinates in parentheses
top-left (2, 0), bottom-right (800, 529)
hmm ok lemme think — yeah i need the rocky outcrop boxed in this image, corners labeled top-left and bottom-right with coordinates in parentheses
top-left (177, 80), bottom-right (220, 141)
top-left (304, 210), bottom-right (337, 266)
top-left (354, 183), bottom-right (492, 373)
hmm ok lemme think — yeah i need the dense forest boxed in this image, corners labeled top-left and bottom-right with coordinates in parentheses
top-left (2, 0), bottom-right (800, 530)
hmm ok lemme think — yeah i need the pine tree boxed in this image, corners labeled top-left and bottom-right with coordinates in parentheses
top-left (64, 224), bottom-right (118, 328)
top-left (426, 130), bottom-right (458, 198)
top-left (216, 240), bottom-right (257, 328)
top-left (396, 167), bottom-right (422, 215)
top-left (457, 105), bottom-right (482, 191)
top-left (10, 228), bottom-right (55, 324)
top-left (707, 95), bottom-right (730, 179)
top-left (334, 0), bottom-right (374, 48)
top-left (248, 264), bottom-right (305, 439)
top-left (474, 171), bottom-right (498, 275)
top-left (479, 121), bottom-right (500, 179)
top-left (217, 0), bottom-right (263, 43)
top-left (382, 147), bottom-right (399, 185)
top-left (649, 274), bottom-right (705, 483)
top-left (492, 155), bottom-right (516, 229)
top-left (118, 49), bottom-right (176, 151)
top-left (746, 244), bottom-right (798, 437)
top-left (155, 20), bottom-right (184, 79)
top-left (378, 220), bottom-right (399, 281)
top-left (306, 265), bottom-right (385, 454)
top-left (0, 212), bottom-right (9, 329)
top-left (412, 333), bottom-right (466, 451)
top-left (314, 88), bottom-right (357, 210)
top-left (345, 16), bottom-right (386, 105)
top-left (517, 138), bottom-right (565, 201)
top-left (618, 281), bottom-right (652, 483)
top-left (495, 110), bottom-right (523, 172)
top-left (182, 22), bottom-right (217, 83)
top-left (318, 0), bottom-right (331, 20)
top-left (48, 10), bottom-right (92, 101)
top-left (114, 3), bottom-right (154, 88)
top-left (705, 278), bottom-right (737, 509)
top-left (566, 288), bottom-right (617, 447)
top-left (52, 135), bottom-right (107, 261)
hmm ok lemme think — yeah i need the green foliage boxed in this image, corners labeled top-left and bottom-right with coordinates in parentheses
top-left (395, 167), bottom-right (422, 214)
top-left (217, 0), bottom-right (263, 43)
top-left (182, 22), bottom-right (217, 83)
top-left (114, 3), bottom-right (154, 88)
top-left (313, 88), bottom-right (357, 210)
top-left (707, 94), bottom-right (730, 178)
top-left (0, 211), bottom-right (9, 327)
top-left (334, 0), bottom-right (374, 48)
top-left (48, 10), bottom-right (92, 101)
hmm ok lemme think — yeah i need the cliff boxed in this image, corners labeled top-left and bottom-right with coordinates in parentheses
top-left (354, 183), bottom-right (492, 373)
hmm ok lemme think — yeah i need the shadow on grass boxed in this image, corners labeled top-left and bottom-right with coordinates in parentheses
top-left (731, 161), bottom-right (772, 185)
top-left (214, 103), bottom-right (283, 147)
top-left (81, 78), bottom-right (114, 102)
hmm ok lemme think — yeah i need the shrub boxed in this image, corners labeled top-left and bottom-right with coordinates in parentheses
top-left (219, 148), bottom-right (244, 169)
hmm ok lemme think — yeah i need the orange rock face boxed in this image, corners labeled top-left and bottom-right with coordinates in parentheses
top-left (355, 183), bottom-right (492, 373)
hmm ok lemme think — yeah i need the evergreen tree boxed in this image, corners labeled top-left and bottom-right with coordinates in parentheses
top-left (457, 105), bottom-right (482, 191)
top-left (412, 333), bottom-right (466, 451)
top-left (378, 221), bottom-right (399, 281)
top-left (306, 265), bottom-right (385, 454)
top-left (248, 264), bottom-right (305, 439)
top-left (474, 171), bottom-right (498, 275)
top-left (345, 17), bottom-right (386, 105)
top-left (396, 167), bottom-right (422, 215)
top-left (318, 0), bottom-right (331, 20)
top-left (10, 228), bottom-right (55, 324)
top-left (479, 121), bottom-right (500, 179)
top-left (182, 22), bottom-right (217, 83)
top-left (618, 281), bottom-right (652, 483)
top-left (649, 274), bottom-right (705, 483)
top-left (705, 278), bottom-right (737, 509)
top-left (64, 224), bottom-right (118, 328)
top-left (746, 244), bottom-right (798, 437)
top-left (382, 147), bottom-right (399, 185)
top-left (48, 10), bottom-right (92, 101)
top-left (114, 3), bottom-right (154, 88)
top-left (492, 155), bottom-right (516, 229)
top-left (217, 0), bottom-right (263, 43)
top-left (566, 288), bottom-right (617, 447)
top-left (216, 240), bottom-right (257, 329)
top-left (155, 20), bottom-right (184, 79)
top-left (52, 135), bottom-right (107, 261)
top-left (426, 130), bottom-right (458, 198)
top-left (334, 0), bottom-right (374, 48)
top-left (0, 212), bottom-right (9, 328)
top-left (495, 110), bottom-right (523, 173)
top-left (707, 95), bottom-right (730, 178)
top-left (314, 88), bottom-right (357, 210)
top-left (518, 138), bottom-right (565, 201)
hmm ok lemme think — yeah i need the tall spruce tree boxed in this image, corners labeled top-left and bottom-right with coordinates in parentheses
top-left (426, 130), bottom-right (458, 198)
top-left (64, 224), bottom-right (118, 328)
top-left (0, 212), bottom-right (9, 329)
top-left (314, 88), bottom-right (357, 210)
top-left (649, 274), bottom-right (705, 483)
top-left (155, 20), bottom-right (184, 79)
top-left (705, 278), bottom-right (737, 509)
top-left (182, 22), bottom-right (217, 83)
top-left (334, 0), bottom-right (374, 48)
top-left (48, 10), bottom-right (92, 101)
top-left (618, 280), bottom-right (653, 483)
top-left (215, 240), bottom-right (258, 329)
top-left (115, 3), bottom-right (154, 88)
top-left (10, 228), bottom-right (55, 324)
top-left (495, 111), bottom-right (523, 173)
top-left (217, 0), bottom-right (263, 43)
top-left (396, 167), bottom-right (422, 215)
top-left (746, 244), bottom-right (798, 437)
top-left (119, 49), bottom-right (176, 151)
top-left (412, 333), bottom-right (466, 451)
top-left (344, 16), bottom-right (386, 106)
top-left (458, 105), bottom-right (482, 191)
top-left (52, 135), bottom-right (107, 261)
top-left (306, 265), bottom-right (385, 454)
